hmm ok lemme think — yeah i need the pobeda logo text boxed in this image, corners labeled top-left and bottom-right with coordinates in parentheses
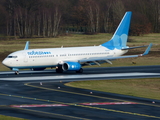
top-left (27, 51), bottom-right (51, 55)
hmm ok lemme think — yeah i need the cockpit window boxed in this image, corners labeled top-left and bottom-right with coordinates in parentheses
top-left (7, 56), bottom-right (17, 58)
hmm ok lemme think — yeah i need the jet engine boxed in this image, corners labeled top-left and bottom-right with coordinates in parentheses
top-left (62, 62), bottom-right (81, 71)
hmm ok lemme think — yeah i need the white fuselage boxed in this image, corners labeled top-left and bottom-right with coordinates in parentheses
top-left (2, 45), bottom-right (127, 70)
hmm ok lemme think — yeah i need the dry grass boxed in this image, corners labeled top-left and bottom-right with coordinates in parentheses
top-left (65, 78), bottom-right (160, 100)
top-left (0, 115), bottom-right (27, 120)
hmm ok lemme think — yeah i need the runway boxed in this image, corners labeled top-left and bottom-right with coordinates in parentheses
top-left (0, 65), bottom-right (160, 120)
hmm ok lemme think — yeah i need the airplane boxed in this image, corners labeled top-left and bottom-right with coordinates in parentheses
top-left (2, 11), bottom-right (152, 75)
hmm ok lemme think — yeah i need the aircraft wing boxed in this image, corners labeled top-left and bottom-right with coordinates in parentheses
top-left (79, 43), bottom-right (152, 64)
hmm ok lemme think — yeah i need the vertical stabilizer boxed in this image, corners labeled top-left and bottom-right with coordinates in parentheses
top-left (101, 11), bottom-right (132, 50)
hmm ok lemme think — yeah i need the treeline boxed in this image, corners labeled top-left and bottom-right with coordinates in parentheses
top-left (0, 0), bottom-right (159, 38)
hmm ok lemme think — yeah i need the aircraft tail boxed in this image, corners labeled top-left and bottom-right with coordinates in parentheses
top-left (101, 11), bottom-right (132, 50)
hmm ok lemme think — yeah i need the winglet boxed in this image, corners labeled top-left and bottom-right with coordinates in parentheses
top-left (142, 43), bottom-right (152, 56)
top-left (24, 41), bottom-right (29, 50)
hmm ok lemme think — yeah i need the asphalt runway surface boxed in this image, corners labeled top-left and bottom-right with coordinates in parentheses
top-left (0, 65), bottom-right (160, 120)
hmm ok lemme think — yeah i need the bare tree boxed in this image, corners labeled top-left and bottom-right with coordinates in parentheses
top-left (95, 3), bottom-right (100, 32)
top-left (42, 9), bottom-right (47, 37)
top-left (79, 0), bottom-right (100, 33)
top-left (52, 6), bottom-right (61, 37)
top-left (2, 0), bottom-right (160, 37)
top-left (37, 11), bottom-right (41, 37)
top-left (149, 0), bottom-right (160, 32)
top-left (4, 0), bottom-right (14, 36)
top-left (111, 0), bottom-right (125, 30)
top-left (100, 0), bottom-right (112, 33)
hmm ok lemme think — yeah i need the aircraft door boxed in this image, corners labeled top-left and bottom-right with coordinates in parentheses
top-left (23, 52), bottom-right (28, 62)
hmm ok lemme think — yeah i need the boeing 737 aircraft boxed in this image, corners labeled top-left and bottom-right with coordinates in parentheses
top-left (2, 11), bottom-right (152, 74)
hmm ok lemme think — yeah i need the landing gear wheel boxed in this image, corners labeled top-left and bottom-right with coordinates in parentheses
top-left (15, 71), bottom-right (19, 75)
top-left (76, 68), bottom-right (83, 73)
top-left (56, 69), bottom-right (63, 73)
top-left (56, 65), bottom-right (63, 73)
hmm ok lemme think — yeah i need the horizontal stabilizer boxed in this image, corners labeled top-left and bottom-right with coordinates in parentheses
top-left (122, 45), bottom-right (148, 50)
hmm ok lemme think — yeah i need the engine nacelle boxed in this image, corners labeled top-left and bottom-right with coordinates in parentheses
top-left (62, 62), bottom-right (81, 71)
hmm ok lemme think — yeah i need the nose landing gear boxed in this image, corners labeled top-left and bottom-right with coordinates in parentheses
top-left (15, 71), bottom-right (19, 75)
top-left (12, 68), bottom-right (19, 75)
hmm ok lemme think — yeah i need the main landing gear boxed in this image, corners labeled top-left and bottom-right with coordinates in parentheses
top-left (76, 68), bottom-right (83, 73)
top-left (56, 65), bottom-right (83, 73)
top-left (56, 65), bottom-right (63, 73)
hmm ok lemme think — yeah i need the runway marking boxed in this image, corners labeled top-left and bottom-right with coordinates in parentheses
top-left (10, 104), bottom-right (69, 108)
top-left (11, 107), bottom-right (91, 120)
top-left (68, 104), bottom-right (160, 119)
top-left (80, 102), bottom-right (138, 105)
top-left (25, 83), bottom-right (126, 102)
top-left (10, 102), bottom-right (137, 108)
top-left (1, 72), bottom-right (160, 81)
top-left (25, 83), bottom-right (160, 108)
top-left (0, 93), bottom-right (160, 119)
top-left (25, 84), bottom-right (160, 119)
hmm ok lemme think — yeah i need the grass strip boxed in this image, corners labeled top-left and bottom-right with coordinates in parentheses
top-left (65, 78), bottom-right (160, 100)
top-left (0, 115), bottom-right (27, 120)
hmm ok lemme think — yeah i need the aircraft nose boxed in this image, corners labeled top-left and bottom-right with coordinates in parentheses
top-left (2, 59), bottom-right (9, 66)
